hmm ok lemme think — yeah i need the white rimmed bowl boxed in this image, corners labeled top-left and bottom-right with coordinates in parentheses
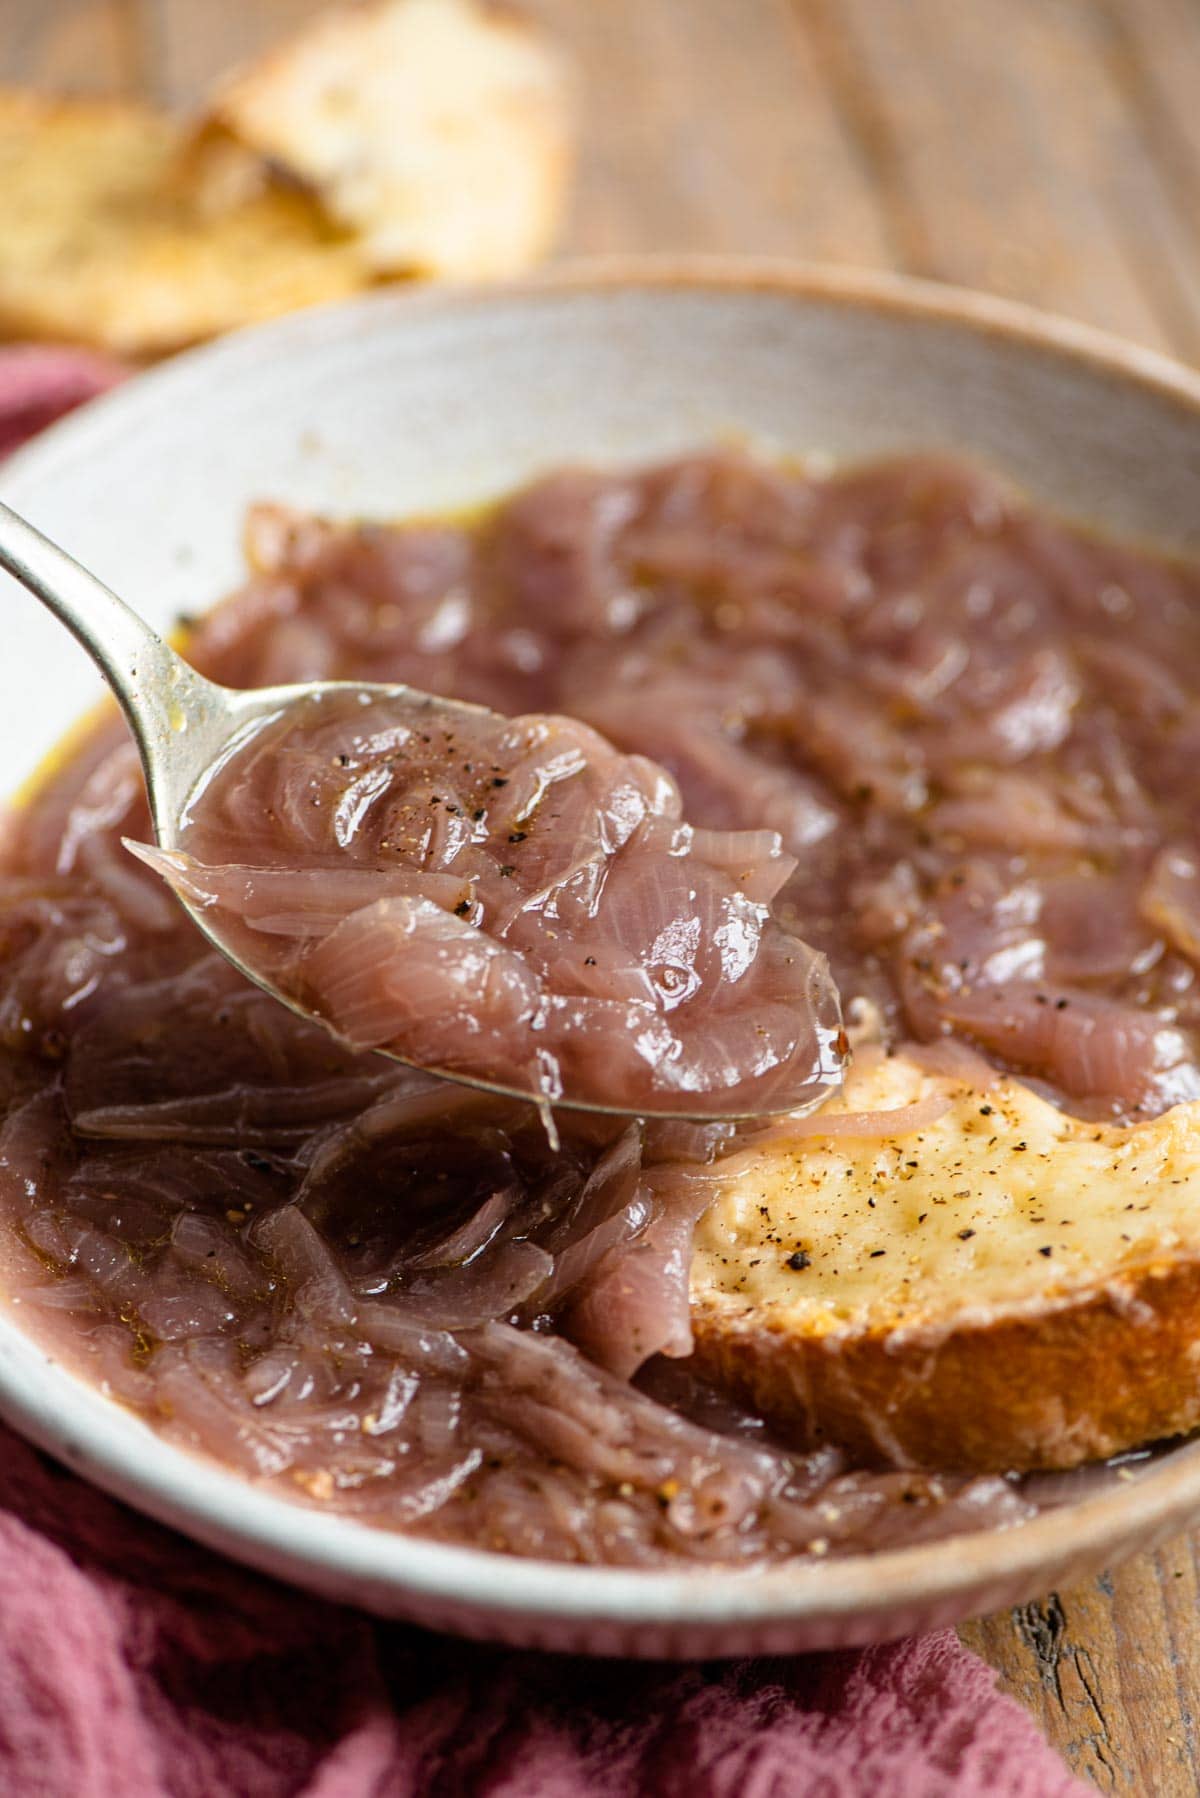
top-left (4, 262), bottom-right (1200, 1656)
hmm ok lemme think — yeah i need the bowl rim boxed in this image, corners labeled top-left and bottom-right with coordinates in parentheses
top-left (6, 254), bottom-right (1200, 1636)
top-left (11, 252), bottom-right (1200, 496)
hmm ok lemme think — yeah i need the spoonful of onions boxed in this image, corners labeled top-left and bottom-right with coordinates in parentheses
top-left (0, 501), bottom-right (846, 1122)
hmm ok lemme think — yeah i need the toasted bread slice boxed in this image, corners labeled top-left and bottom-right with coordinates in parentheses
top-left (690, 1052), bottom-right (1200, 1472)
top-left (195, 0), bottom-right (573, 279)
top-left (0, 91), bottom-right (371, 356)
top-left (0, 2), bottom-right (571, 356)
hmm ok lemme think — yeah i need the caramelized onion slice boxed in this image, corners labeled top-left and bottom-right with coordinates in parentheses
top-left (136, 696), bottom-right (846, 1117)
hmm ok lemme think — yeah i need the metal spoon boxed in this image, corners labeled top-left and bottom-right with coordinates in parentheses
top-left (0, 500), bottom-right (835, 1123)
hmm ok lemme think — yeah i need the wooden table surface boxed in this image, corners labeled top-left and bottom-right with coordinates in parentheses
top-left (9, 0), bottom-right (1200, 1789)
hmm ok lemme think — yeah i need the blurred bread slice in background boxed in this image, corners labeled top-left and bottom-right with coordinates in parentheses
top-left (195, 0), bottom-right (573, 280)
top-left (0, 0), bottom-right (572, 358)
top-left (0, 91), bottom-right (371, 357)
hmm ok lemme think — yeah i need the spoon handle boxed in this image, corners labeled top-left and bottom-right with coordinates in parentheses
top-left (0, 499), bottom-right (211, 769)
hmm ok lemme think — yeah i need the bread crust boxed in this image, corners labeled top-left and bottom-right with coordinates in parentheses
top-left (692, 1257), bottom-right (1200, 1472)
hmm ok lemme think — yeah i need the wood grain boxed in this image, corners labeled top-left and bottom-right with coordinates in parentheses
top-left (1095, 0), bottom-right (1200, 218)
top-left (521, 0), bottom-right (893, 263)
top-left (961, 1537), bottom-right (1200, 1793)
top-left (151, 0), bottom-right (328, 105)
top-left (0, 0), bottom-right (144, 94)
top-left (796, 0), bottom-right (1177, 351)
top-left (10, 1), bottom-right (1200, 1787)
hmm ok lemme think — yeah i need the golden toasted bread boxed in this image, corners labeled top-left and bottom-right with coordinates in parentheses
top-left (690, 1052), bottom-right (1200, 1472)
top-left (195, 0), bottom-right (573, 279)
top-left (0, 91), bottom-right (371, 356)
top-left (0, 2), bottom-right (571, 356)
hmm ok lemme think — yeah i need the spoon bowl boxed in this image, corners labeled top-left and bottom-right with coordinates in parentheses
top-left (0, 497), bottom-right (835, 1123)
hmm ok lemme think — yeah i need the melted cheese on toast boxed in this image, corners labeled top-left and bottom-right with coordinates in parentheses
top-left (689, 1054), bottom-right (1200, 1469)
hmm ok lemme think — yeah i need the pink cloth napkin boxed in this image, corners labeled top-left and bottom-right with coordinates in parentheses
top-left (0, 346), bottom-right (1091, 1798)
top-left (0, 344), bottom-right (126, 457)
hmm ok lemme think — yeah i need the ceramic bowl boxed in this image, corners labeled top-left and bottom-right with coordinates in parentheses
top-left (4, 262), bottom-right (1200, 1657)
